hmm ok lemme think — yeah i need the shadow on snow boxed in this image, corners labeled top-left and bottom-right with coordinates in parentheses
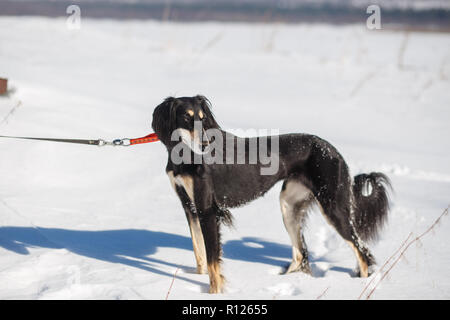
top-left (0, 226), bottom-right (352, 284)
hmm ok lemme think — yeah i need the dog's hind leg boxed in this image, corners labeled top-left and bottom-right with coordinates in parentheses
top-left (168, 171), bottom-right (207, 274)
top-left (279, 179), bottom-right (313, 275)
top-left (306, 148), bottom-right (376, 278)
top-left (345, 233), bottom-right (375, 277)
top-left (316, 194), bottom-right (375, 278)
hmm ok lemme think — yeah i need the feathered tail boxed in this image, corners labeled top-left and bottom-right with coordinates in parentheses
top-left (352, 172), bottom-right (392, 242)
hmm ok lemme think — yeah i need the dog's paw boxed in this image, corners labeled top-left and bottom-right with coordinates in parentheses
top-left (353, 264), bottom-right (375, 278)
top-left (180, 267), bottom-right (207, 275)
top-left (281, 261), bottom-right (312, 275)
top-left (197, 266), bottom-right (208, 275)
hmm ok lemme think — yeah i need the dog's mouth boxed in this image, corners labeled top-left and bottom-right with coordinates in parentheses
top-left (201, 129), bottom-right (211, 146)
top-left (193, 129), bottom-right (211, 152)
top-left (177, 128), bottom-right (210, 154)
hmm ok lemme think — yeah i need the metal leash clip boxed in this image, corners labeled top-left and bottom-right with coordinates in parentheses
top-left (98, 138), bottom-right (131, 147)
top-left (113, 138), bottom-right (131, 146)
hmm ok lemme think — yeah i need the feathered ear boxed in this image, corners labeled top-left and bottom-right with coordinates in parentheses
top-left (196, 95), bottom-right (220, 130)
top-left (152, 97), bottom-right (178, 146)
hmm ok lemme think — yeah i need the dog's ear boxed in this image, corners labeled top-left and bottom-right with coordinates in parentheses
top-left (196, 95), bottom-right (220, 130)
top-left (152, 97), bottom-right (178, 146)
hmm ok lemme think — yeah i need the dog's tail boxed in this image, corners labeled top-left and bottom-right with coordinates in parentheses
top-left (352, 172), bottom-right (392, 242)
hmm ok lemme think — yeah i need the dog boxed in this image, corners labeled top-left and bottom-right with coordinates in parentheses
top-left (151, 95), bottom-right (392, 293)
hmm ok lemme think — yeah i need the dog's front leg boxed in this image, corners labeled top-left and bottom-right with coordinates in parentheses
top-left (199, 208), bottom-right (225, 294)
top-left (168, 171), bottom-right (207, 274)
top-left (193, 177), bottom-right (225, 294)
top-left (185, 211), bottom-right (208, 274)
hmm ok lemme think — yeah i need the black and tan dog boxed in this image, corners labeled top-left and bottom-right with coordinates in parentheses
top-left (152, 95), bottom-right (391, 293)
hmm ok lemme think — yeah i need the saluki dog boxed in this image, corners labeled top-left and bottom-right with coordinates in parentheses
top-left (151, 95), bottom-right (391, 293)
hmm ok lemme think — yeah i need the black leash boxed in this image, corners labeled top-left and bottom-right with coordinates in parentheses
top-left (0, 133), bottom-right (159, 146)
top-left (0, 135), bottom-right (100, 145)
top-left (0, 135), bottom-right (127, 146)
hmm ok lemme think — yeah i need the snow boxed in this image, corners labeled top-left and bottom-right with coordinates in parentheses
top-left (0, 17), bottom-right (449, 300)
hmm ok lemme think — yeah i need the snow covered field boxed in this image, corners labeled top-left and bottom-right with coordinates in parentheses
top-left (0, 17), bottom-right (449, 300)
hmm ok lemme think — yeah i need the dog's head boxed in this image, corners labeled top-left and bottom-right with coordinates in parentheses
top-left (152, 95), bottom-right (220, 148)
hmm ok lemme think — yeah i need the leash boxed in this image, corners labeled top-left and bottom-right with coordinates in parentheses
top-left (0, 133), bottom-right (159, 147)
